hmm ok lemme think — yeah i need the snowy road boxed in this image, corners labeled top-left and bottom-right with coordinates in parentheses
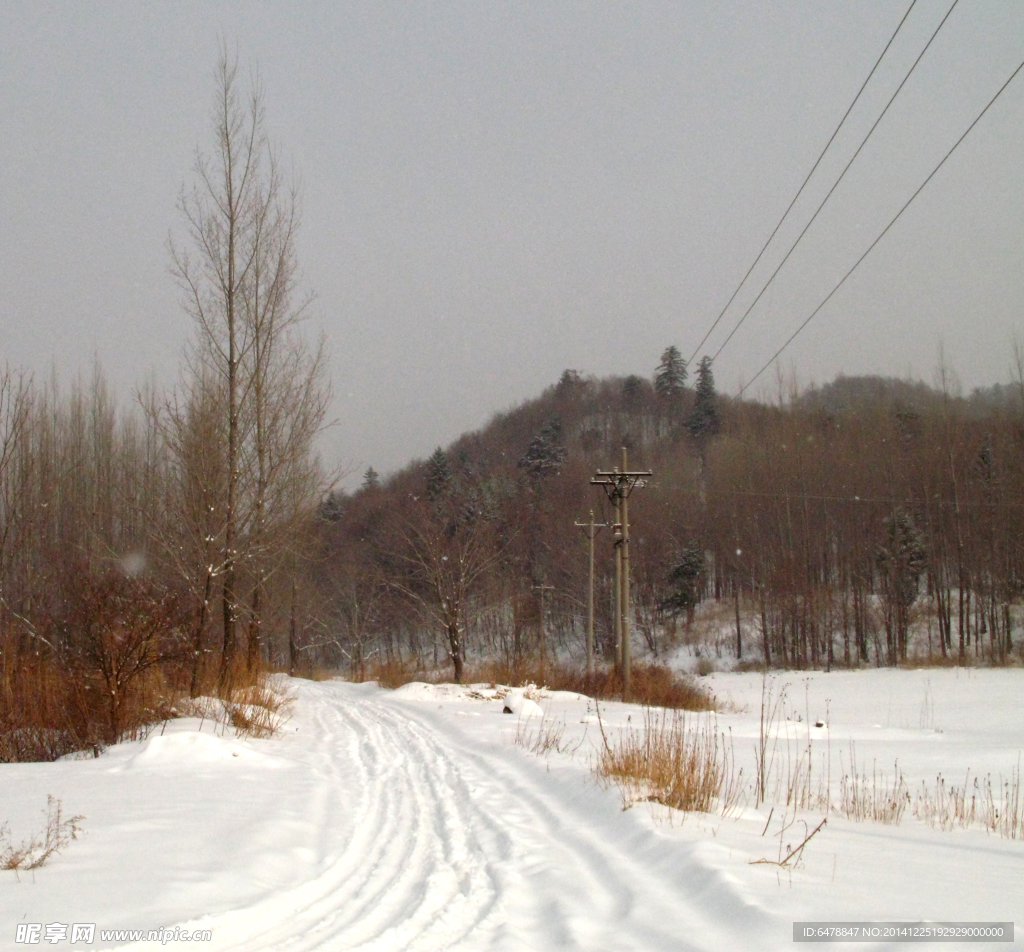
top-left (5, 673), bottom-right (1020, 951)
top-left (161, 681), bottom-right (764, 951)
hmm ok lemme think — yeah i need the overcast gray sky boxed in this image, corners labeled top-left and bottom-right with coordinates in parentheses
top-left (2, 1), bottom-right (1022, 485)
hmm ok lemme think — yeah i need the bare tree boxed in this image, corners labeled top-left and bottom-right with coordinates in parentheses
top-left (170, 48), bottom-right (329, 684)
top-left (150, 371), bottom-right (228, 695)
top-left (0, 366), bottom-right (33, 615)
top-left (391, 504), bottom-right (501, 684)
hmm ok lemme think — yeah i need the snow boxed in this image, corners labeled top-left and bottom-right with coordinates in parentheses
top-left (497, 689), bottom-right (543, 719)
top-left (1, 670), bottom-right (1021, 950)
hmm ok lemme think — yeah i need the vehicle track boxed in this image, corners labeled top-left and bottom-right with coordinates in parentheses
top-left (110, 681), bottom-right (764, 951)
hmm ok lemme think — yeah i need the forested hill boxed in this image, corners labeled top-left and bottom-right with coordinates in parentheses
top-left (798, 374), bottom-right (1020, 416)
top-left (314, 360), bottom-right (1024, 678)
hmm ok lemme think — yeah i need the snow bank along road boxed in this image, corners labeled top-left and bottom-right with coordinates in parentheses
top-left (1, 680), bottom-right (769, 951)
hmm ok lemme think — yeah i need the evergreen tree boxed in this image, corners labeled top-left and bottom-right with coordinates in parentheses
top-left (661, 541), bottom-right (705, 624)
top-left (687, 356), bottom-right (720, 438)
top-left (518, 418), bottom-right (567, 480)
top-left (556, 369), bottom-right (582, 395)
top-left (425, 447), bottom-right (453, 501)
top-left (621, 375), bottom-right (646, 406)
top-left (974, 436), bottom-right (995, 483)
top-left (362, 466), bottom-right (381, 490)
top-left (654, 345), bottom-right (687, 398)
top-left (876, 508), bottom-right (926, 662)
top-left (317, 490), bottom-right (345, 522)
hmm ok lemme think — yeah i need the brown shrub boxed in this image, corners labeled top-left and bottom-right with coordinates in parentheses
top-left (1, 570), bottom-right (199, 761)
top-left (65, 573), bottom-right (187, 744)
top-left (351, 655), bottom-right (716, 713)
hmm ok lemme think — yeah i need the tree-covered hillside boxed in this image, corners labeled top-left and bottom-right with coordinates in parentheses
top-left (314, 362), bottom-right (1024, 680)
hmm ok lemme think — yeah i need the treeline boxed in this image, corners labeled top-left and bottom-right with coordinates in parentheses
top-left (0, 361), bottom-right (323, 759)
top-left (314, 357), bottom-right (1024, 680)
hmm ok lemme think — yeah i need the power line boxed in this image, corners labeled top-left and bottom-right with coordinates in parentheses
top-left (687, 0), bottom-right (919, 366)
top-left (738, 53), bottom-right (1024, 397)
top-left (653, 485), bottom-right (1024, 510)
top-left (710, 0), bottom-right (961, 364)
top-left (700, 488), bottom-right (1024, 510)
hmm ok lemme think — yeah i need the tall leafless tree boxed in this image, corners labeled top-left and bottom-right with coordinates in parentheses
top-left (170, 48), bottom-right (329, 685)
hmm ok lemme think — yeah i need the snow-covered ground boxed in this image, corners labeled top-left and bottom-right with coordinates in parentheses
top-left (1, 669), bottom-right (1022, 950)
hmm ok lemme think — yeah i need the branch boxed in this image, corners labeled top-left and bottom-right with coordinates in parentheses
top-left (749, 817), bottom-right (826, 867)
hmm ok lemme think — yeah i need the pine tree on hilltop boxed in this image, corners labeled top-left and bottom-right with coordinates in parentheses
top-left (654, 345), bottom-right (687, 399)
top-left (556, 369), bottom-right (582, 395)
top-left (688, 356), bottom-right (720, 438)
top-left (362, 466), bottom-right (381, 490)
top-left (425, 448), bottom-right (453, 501)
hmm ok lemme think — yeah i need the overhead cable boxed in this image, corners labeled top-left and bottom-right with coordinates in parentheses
top-left (686, 0), bottom-right (919, 366)
top-left (710, 0), bottom-right (961, 364)
top-left (737, 54), bottom-right (1024, 397)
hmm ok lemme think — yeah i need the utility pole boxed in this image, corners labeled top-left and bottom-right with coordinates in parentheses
top-left (591, 447), bottom-right (651, 699)
top-left (613, 487), bottom-right (622, 673)
top-left (575, 511), bottom-right (607, 678)
top-left (734, 548), bottom-right (743, 662)
top-left (620, 449), bottom-right (633, 693)
top-left (533, 580), bottom-right (555, 683)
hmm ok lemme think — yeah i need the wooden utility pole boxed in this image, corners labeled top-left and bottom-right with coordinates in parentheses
top-left (620, 449), bottom-right (633, 692)
top-left (613, 488), bottom-right (622, 671)
top-left (575, 511), bottom-right (607, 678)
top-left (734, 549), bottom-right (743, 661)
top-left (591, 448), bottom-right (651, 699)
top-left (533, 580), bottom-right (555, 683)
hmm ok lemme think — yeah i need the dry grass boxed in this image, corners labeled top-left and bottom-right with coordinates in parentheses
top-left (1, 797), bottom-right (84, 871)
top-left (0, 657), bottom-right (97, 762)
top-left (913, 762), bottom-right (1023, 839)
top-left (751, 816), bottom-right (828, 869)
top-left (359, 656), bottom-right (717, 712)
top-left (596, 705), bottom-right (744, 815)
top-left (467, 661), bottom-right (717, 712)
top-left (172, 671), bottom-right (293, 739)
top-left (727, 667), bottom-right (1019, 840)
top-left (222, 677), bottom-right (293, 738)
top-left (552, 665), bottom-right (716, 711)
top-left (837, 760), bottom-right (910, 824)
top-left (512, 716), bottom-right (578, 756)
top-left (307, 666), bottom-right (342, 682)
top-left (753, 677), bottom-right (830, 813)
top-left (368, 658), bottom-right (422, 690)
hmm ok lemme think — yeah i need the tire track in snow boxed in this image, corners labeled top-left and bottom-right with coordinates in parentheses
top-left (154, 683), bottom-right (506, 952)
top-left (108, 682), bottom-right (765, 951)
top-left (381, 695), bottom-right (764, 952)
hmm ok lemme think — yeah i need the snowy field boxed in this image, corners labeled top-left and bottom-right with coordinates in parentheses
top-left (1, 669), bottom-right (1022, 950)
